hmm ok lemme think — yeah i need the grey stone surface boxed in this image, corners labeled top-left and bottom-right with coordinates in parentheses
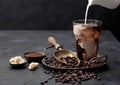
top-left (0, 30), bottom-right (120, 85)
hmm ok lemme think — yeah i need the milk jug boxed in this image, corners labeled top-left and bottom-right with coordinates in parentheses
top-left (88, 0), bottom-right (120, 9)
top-left (84, 0), bottom-right (120, 24)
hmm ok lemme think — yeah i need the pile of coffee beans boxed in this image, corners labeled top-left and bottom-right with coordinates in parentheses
top-left (45, 56), bottom-right (106, 69)
top-left (60, 56), bottom-right (78, 68)
top-left (40, 70), bottom-right (101, 85)
top-left (45, 57), bottom-right (78, 68)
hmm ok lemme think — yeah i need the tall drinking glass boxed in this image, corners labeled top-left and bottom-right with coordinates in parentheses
top-left (73, 19), bottom-right (102, 63)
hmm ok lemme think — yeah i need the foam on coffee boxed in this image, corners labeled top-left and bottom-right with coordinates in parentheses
top-left (73, 23), bottom-right (98, 40)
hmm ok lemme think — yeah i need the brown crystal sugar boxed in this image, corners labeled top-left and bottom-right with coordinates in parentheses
top-left (25, 52), bottom-right (44, 57)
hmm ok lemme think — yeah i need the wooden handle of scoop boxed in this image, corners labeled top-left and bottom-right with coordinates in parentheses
top-left (48, 36), bottom-right (61, 49)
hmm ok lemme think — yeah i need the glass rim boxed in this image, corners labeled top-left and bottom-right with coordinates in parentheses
top-left (73, 19), bottom-right (102, 24)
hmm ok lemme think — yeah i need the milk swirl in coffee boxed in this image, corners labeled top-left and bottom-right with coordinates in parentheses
top-left (73, 22), bottom-right (101, 61)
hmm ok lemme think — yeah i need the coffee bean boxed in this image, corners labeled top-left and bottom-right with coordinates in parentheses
top-left (44, 71), bottom-right (50, 74)
top-left (78, 81), bottom-right (81, 84)
top-left (93, 75), bottom-right (97, 79)
top-left (55, 78), bottom-right (61, 82)
top-left (40, 82), bottom-right (44, 84)
top-left (97, 77), bottom-right (101, 80)
top-left (44, 80), bottom-right (48, 83)
top-left (48, 77), bottom-right (53, 80)
top-left (70, 81), bottom-right (75, 84)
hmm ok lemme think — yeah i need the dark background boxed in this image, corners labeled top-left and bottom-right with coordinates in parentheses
top-left (0, 0), bottom-right (120, 41)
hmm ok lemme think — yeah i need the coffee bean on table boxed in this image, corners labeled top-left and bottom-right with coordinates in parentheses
top-left (40, 82), bottom-right (45, 85)
top-left (40, 70), bottom-right (101, 84)
top-left (93, 75), bottom-right (97, 79)
top-left (97, 77), bottom-right (101, 80)
top-left (78, 81), bottom-right (81, 84)
top-left (44, 71), bottom-right (50, 74)
top-left (41, 56), bottom-right (103, 84)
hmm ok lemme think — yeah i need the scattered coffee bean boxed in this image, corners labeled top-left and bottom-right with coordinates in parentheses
top-left (40, 82), bottom-right (44, 85)
top-left (70, 81), bottom-right (75, 84)
top-left (97, 77), bottom-right (101, 80)
top-left (78, 81), bottom-right (81, 84)
top-left (93, 75), bottom-right (97, 79)
top-left (48, 77), bottom-right (53, 80)
top-left (44, 80), bottom-right (48, 83)
top-left (44, 71), bottom-right (50, 74)
top-left (41, 56), bottom-right (103, 84)
top-left (40, 70), bottom-right (101, 85)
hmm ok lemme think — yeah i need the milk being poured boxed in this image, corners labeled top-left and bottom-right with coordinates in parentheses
top-left (84, 0), bottom-right (120, 24)
top-left (84, 1), bottom-right (91, 24)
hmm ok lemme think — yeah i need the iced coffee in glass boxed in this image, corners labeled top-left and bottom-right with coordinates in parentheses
top-left (73, 19), bottom-right (102, 64)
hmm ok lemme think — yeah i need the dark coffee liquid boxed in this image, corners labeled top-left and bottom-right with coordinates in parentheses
top-left (76, 39), bottom-right (85, 60)
top-left (75, 24), bottom-right (101, 61)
